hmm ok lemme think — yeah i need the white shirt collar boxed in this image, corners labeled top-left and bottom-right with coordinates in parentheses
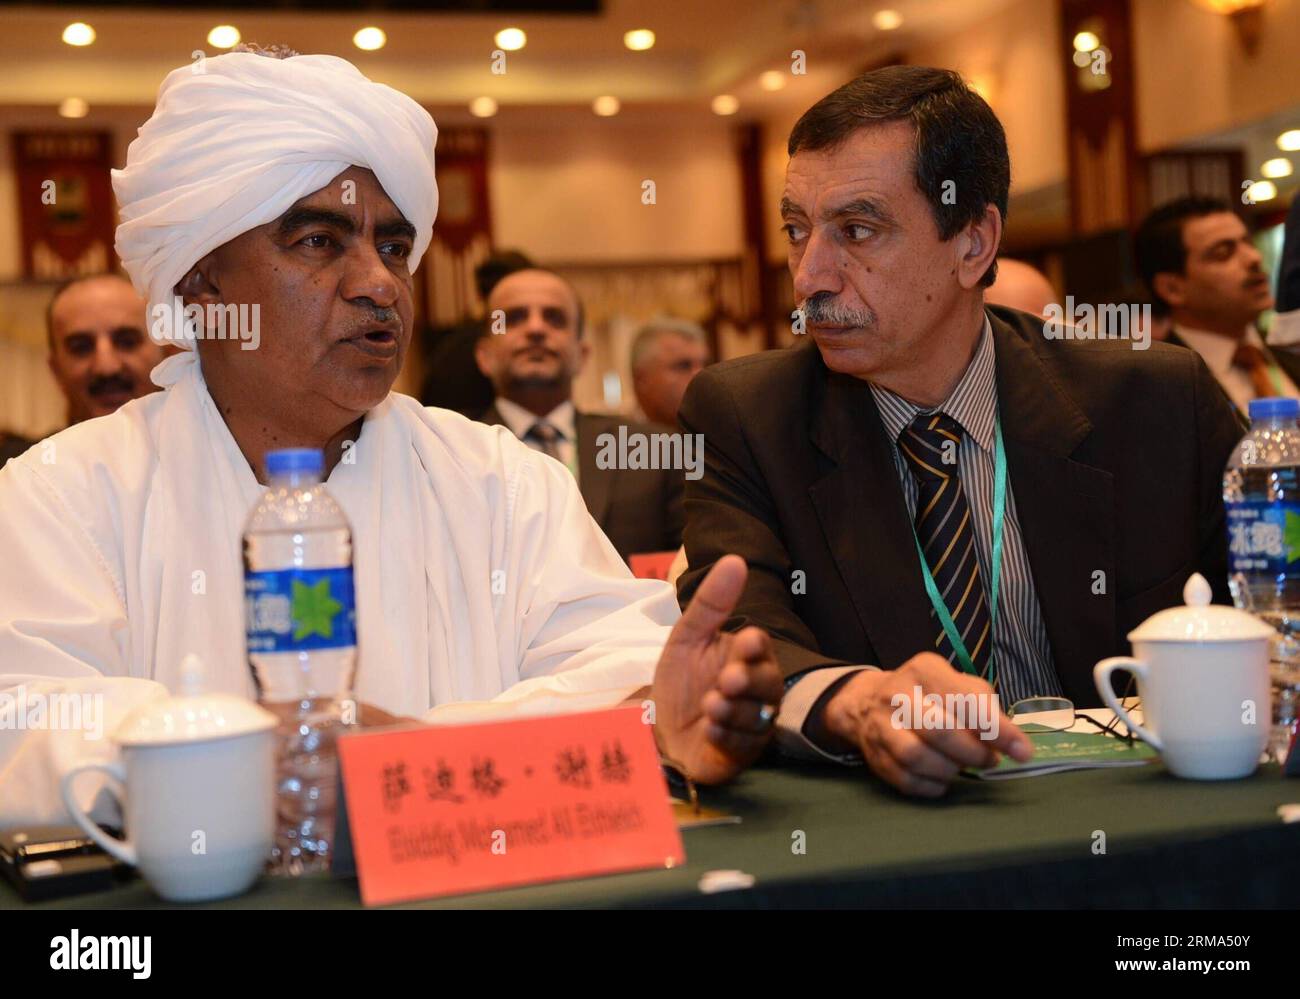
top-left (1173, 324), bottom-right (1260, 377)
top-left (494, 397), bottom-right (577, 442)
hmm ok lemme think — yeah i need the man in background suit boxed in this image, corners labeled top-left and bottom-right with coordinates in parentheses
top-left (678, 66), bottom-right (1243, 797)
top-left (476, 268), bottom-right (684, 563)
top-left (1135, 196), bottom-right (1291, 413)
top-left (1272, 195), bottom-right (1300, 349)
top-left (420, 249), bottom-right (533, 416)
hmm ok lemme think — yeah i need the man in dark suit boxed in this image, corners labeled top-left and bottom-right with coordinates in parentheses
top-left (1273, 195), bottom-right (1300, 350)
top-left (1134, 196), bottom-right (1293, 414)
top-left (677, 66), bottom-right (1244, 797)
top-left (475, 267), bottom-right (684, 563)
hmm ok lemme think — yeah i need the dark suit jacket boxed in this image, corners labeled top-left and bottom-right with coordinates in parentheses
top-left (1279, 196), bottom-right (1300, 314)
top-left (479, 404), bottom-right (684, 563)
top-left (676, 305), bottom-right (1244, 708)
top-left (1165, 328), bottom-right (1300, 418)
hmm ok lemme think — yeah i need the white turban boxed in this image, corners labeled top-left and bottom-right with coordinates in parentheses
top-left (112, 52), bottom-right (438, 348)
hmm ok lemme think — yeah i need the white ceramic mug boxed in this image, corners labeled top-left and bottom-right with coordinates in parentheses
top-left (1094, 638), bottom-right (1270, 780)
top-left (61, 729), bottom-right (276, 902)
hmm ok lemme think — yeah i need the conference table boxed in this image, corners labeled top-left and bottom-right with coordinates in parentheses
top-left (6, 755), bottom-right (1300, 909)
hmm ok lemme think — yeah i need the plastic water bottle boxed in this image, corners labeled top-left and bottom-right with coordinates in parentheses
top-left (243, 448), bottom-right (357, 875)
top-left (1224, 396), bottom-right (1300, 761)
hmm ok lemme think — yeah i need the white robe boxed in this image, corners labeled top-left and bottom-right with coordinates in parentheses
top-left (0, 353), bottom-right (678, 825)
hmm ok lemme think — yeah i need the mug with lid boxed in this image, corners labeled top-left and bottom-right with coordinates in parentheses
top-left (1094, 574), bottom-right (1272, 780)
top-left (61, 654), bottom-right (277, 901)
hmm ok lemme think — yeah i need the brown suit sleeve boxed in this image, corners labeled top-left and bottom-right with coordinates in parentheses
top-left (676, 367), bottom-right (849, 680)
top-left (661, 452), bottom-right (685, 552)
top-left (1190, 351), bottom-right (1248, 606)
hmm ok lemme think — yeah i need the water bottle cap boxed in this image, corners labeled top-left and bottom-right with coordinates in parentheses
top-left (1247, 397), bottom-right (1300, 422)
top-left (265, 448), bottom-right (324, 477)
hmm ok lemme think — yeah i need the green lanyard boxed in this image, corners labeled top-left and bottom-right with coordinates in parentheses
top-left (909, 416), bottom-right (1007, 684)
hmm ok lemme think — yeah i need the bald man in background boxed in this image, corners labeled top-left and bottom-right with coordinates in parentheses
top-left (47, 273), bottom-right (164, 425)
top-left (985, 258), bottom-right (1057, 317)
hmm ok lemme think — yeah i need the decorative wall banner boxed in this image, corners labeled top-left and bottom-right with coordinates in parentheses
top-left (12, 131), bottom-right (116, 280)
top-left (422, 126), bottom-right (493, 325)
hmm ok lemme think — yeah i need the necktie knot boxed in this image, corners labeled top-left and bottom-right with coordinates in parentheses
top-left (1231, 342), bottom-right (1280, 400)
top-left (899, 412), bottom-right (964, 483)
top-left (527, 420), bottom-right (559, 444)
top-left (1232, 342), bottom-right (1266, 370)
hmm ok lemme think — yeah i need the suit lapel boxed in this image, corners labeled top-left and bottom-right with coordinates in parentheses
top-left (992, 315), bottom-right (1116, 704)
top-left (576, 412), bottom-right (613, 527)
top-left (807, 366), bottom-right (935, 669)
top-left (1265, 343), bottom-right (1300, 392)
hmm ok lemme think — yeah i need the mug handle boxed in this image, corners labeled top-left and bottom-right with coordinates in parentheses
top-left (60, 761), bottom-right (137, 866)
top-left (1093, 656), bottom-right (1162, 752)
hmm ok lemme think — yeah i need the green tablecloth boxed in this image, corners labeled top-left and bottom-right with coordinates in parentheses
top-left (8, 759), bottom-right (1300, 909)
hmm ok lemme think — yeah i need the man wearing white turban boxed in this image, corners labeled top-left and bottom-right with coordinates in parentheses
top-left (0, 47), bottom-right (782, 827)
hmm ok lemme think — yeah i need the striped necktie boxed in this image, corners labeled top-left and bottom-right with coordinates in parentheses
top-left (525, 420), bottom-right (562, 462)
top-left (897, 412), bottom-right (993, 677)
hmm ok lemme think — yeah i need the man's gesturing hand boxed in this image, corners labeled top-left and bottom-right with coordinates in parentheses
top-left (651, 554), bottom-right (784, 785)
top-left (819, 652), bottom-right (1033, 797)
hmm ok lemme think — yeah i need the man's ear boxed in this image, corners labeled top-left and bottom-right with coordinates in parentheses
top-left (473, 335), bottom-right (494, 379)
top-left (46, 352), bottom-right (66, 389)
top-left (1152, 272), bottom-right (1187, 310)
top-left (575, 337), bottom-right (592, 374)
top-left (955, 204), bottom-right (1003, 291)
top-left (174, 251), bottom-right (222, 309)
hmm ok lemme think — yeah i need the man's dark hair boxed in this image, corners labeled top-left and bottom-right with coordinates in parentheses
top-left (475, 250), bottom-right (534, 301)
top-left (787, 65), bottom-right (1010, 287)
top-left (1133, 196), bottom-right (1233, 317)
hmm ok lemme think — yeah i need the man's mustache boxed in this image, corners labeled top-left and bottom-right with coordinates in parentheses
top-left (799, 294), bottom-right (877, 328)
top-left (88, 373), bottom-right (135, 397)
top-left (513, 344), bottom-right (559, 359)
top-left (337, 307), bottom-right (403, 338)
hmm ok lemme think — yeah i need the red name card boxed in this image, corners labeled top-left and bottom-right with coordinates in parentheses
top-left (336, 706), bottom-right (685, 905)
top-left (629, 550), bottom-right (678, 581)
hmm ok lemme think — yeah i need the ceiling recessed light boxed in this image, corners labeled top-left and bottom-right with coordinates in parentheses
top-left (207, 25), bottom-right (241, 49)
top-left (1245, 180), bottom-right (1277, 203)
top-left (495, 27), bottom-right (526, 51)
top-left (1261, 157), bottom-right (1294, 179)
top-left (624, 29), bottom-right (655, 51)
top-left (353, 27), bottom-right (386, 51)
top-left (58, 97), bottom-right (89, 119)
top-left (62, 22), bottom-right (95, 47)
top-left (759, 70), bottom-right (787, 92)
top-left (1073, 30), bottom-right (1101, 52)
top-left (1278, 130), bottom-right (1300, 152)
top-left (711, 94), bottom-right (740, 116)
top-left (873, 10), bottom-right (903, 31)
top-left (592, 96), bottom-right (621, 117)
top-left (469, 97), bottom-right (499, 118)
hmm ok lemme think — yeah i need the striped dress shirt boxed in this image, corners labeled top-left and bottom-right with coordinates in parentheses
top-left (868, 315), bottom-right (1062, 705)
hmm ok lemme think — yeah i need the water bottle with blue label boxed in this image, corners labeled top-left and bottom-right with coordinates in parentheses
top-left (244, 447), bottom-right (357, 875)
top-left (1224, 396), bottom-right (1300, 761)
